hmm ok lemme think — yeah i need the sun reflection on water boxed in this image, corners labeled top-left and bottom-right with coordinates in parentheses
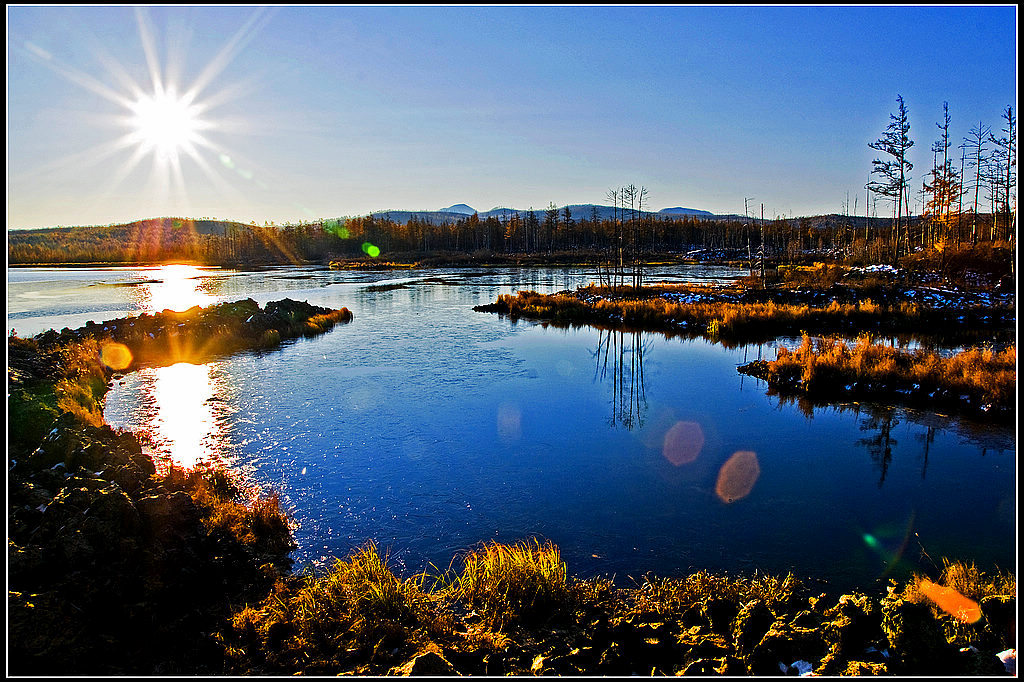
top-left (146, 362), bottom-right (229, 472)
top-left (141, 264), bottom-right (216, 312)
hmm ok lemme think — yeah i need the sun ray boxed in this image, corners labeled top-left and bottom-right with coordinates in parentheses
top-left (134, 7), bottom-right (165, 98)
top-left (18, 41), bottom-right (134, 110)
top-left (184, 7), bottom-right (275, 103)
top-left (16, 7), bottom-right (272, 223)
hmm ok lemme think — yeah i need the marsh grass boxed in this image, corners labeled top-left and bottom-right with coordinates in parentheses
top-left (488, 289), bottom-right (932, 343)
top-left (749, 335), bottom-right (1015, 411)
top-left (228, 541), bottom-right (452, 672)
top-left (160, 464), bottom-right (295, 557)
top-left (630, 570), bottom-right (802, 617)
top-left (7, 335), bottom-right (110, 453)
top-left (452, 538), bottom-right (576, 630)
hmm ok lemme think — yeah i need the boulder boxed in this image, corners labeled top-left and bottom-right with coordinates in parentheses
top-left (391, 651), bottom-right (458, 676)
top-left (732, 599), bottom-right (776, 655)
top-left (881, 595), bottom-right (958, 674)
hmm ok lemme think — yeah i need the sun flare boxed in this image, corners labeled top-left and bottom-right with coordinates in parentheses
top-left (143, 264), bottom-right (217, 312)
top-left (128, 87), bottom-right (205, 160)
top-left (16, 6), bottom-right (273, 216)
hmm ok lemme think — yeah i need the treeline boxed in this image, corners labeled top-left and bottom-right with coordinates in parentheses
top-left (866, 97), bottom-right (1016, 261)
top-left (8, 208), bottom-right (1014, 269)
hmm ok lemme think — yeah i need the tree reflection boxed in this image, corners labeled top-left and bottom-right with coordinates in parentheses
top-left (592, 329), bottom-right (649, 429)
top-left (854, 404), bottom-right (899, 487)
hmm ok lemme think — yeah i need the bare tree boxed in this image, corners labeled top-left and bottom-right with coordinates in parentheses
top-left (868, 95), bottom-right (914, 259)
top-left (963, 121), bottom-right (992, 245)
top-left (923, 102), bottom-right (961, 249)
top-left (987, 106), bottom-right (1016, 243)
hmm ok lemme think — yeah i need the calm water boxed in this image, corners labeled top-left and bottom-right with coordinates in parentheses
top-left (8, 265), bottom-right (1017, 592)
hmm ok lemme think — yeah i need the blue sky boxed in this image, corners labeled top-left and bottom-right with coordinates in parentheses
top-left (7, 5), bottom-right (1017, 229)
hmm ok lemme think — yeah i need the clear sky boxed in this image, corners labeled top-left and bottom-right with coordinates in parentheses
top-left (6, 4), bottom-right (1017, 229)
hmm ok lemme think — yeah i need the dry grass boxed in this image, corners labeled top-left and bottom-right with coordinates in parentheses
top-left (630, 569), bottom-right (802, 617)
top-left (752, 335), bottom-right (1015, 411)
top-left (160, 464), bottom-right (295, 557)
top-left (453, 538), bottom-right (575, 630)
top-left (227, 541), bottom-right (451, 672)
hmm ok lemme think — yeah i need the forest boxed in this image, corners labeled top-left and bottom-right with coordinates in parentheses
top-left (7, 100), bottom-right (1015, 274)
top-left (5, 207), bottom-right (1015, 271)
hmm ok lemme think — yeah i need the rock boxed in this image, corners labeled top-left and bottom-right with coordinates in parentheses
top-left (483, 652), bottom-right (506, 676)
top-left (821, 592), bottom-right (883, 659)
top-left (702, 597), bottom-right (739, 634)
top-left (136, 491), bottom-right (201, 540)
top-left (746, 621), bottom-right (827, 676)
top-left (980, 596), bottom-right (1016, 650)
top-left (881, 595), bottom-right (958, 674)
top-left (391, 651), bottom-right (458, 676)
top-left (678, 658), bottom-right (719, 675)
top-left (790, 608), bottom-right (824, 629)
top-left (997, 649), bottom-right (1016, 675)
top-left (597, 641), bottom-right (628, 674)
top-left (955, 646), bottom-right (1008, 676)
top-left (732, 600), bottom-right (776, 655)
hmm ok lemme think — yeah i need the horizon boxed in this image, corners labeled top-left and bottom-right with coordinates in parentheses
top-left (7, 5), bottom-right (1017, 231)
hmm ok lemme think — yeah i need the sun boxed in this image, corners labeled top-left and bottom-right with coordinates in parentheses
top-left (128, 86), bottom-right (206, 162)
top-left (16, 6), bottom-right (274, 212)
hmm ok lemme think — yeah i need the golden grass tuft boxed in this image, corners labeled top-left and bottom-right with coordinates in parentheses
top-left (453, 538), bottom-right (574, 630)
top-left (631, 569), bottom-right (802, 616)
top-left (226, 542), bottom-right (451, 671)
top-left (160, 464), bottom-right (295, 556)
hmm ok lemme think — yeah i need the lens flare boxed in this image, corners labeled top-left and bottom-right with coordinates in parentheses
top-left (662, 420), bottom-right (704, 466)
top-left (100, 342), bottom-right (133, 370)
top-left (918, 578), bottom-right (982, 623)
top-left (715, 450), bottom-right (761, 503)
top-left (497, 403), bottom-right (522, 443)
top-left (361, 242), bottom-right (381, 258)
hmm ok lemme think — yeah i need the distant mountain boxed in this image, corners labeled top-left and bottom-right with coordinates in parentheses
top-left (439, 203), bottom-right (477, 215)
top-left (659, 207), bottom-right (715, 217)
top-left (363, 203), bottom-right (721, 225)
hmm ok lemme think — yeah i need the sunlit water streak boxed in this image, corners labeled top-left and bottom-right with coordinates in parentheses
top-left (9, 265), bottom-right (1014, 593)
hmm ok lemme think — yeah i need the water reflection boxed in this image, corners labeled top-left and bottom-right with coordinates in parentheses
top-left (137, 264), bottom-right (217, 312)
top-left (856, 405), bottom-right (899, 488)
top-left (773, 396), bottom-right (1013, 488)
top-left (145, 362), bottom-right (230, 472)
top-left (592, 329), bottom-right (649, 429)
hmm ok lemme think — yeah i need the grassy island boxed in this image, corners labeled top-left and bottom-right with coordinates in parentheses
top-left (8, 295), bottom-right (1016, 675)
top-left (473, 263), bottom-right (1015, 420)
top-left (738, 334), bottom-right (1016, 421)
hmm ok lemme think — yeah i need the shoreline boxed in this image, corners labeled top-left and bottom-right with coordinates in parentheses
top-left (7, 295), bottom-right (1017, 675)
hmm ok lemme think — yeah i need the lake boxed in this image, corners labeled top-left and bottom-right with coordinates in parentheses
top-left (7, 264), bottom-right (1016, 593)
